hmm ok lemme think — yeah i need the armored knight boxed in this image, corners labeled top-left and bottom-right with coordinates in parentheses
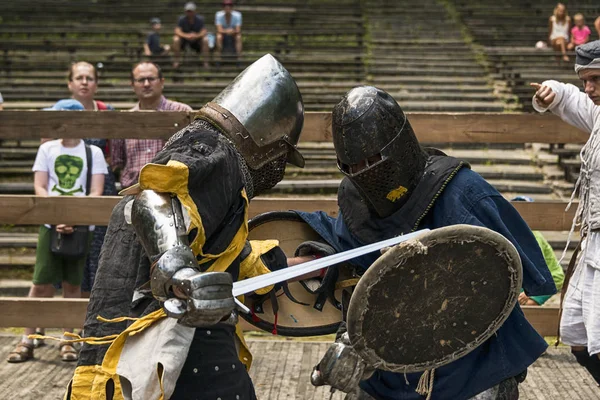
top-left (64, 54), bottom-right (303, 400)
top-left (294, 86), bottom-right (557, 399)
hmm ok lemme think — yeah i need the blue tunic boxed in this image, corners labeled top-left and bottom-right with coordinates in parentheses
top-left (296, 168), bottom-right (556, 400)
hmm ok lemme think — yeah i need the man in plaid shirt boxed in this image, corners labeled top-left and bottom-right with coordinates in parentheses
top-left (110, 62), bottom-right (192, 190)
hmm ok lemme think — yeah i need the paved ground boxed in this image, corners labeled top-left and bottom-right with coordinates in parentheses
top-left (0, 336), bottom-right (598, 399)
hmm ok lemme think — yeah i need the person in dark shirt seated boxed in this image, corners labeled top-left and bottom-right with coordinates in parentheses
top-left (172, 2), bottom-right (209, 68)
top-left (144, 18), bottom-right (170, 57)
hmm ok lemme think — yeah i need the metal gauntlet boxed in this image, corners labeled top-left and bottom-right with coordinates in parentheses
top-left (311, 332), bottom-right (373, 393)
top-left (130, 190), bottom-right (235, 326)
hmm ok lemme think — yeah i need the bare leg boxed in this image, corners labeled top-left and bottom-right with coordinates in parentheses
top-left (172, 35), bottom-right (182, 68)
top-left (236, 33), bottom-right (243, 56)
top-left (201, 36), bottom-right (210, 68)
top-left (551, 39), bottom-right (561, 62)
top-left (216, 32), bottom-right (224, 65)
top-left (24, 284), bottom-right (56, 337)
top-left (557, 38), bottom-right (569, 61)
top-left (62, 281), bottom-right (81, 335)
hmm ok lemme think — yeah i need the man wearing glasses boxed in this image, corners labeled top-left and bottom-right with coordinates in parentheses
top-left (110, 62), bottom-right (192, 191)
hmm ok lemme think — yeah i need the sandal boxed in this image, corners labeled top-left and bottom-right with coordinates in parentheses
top-left (7, 342), bottom-right (34, 363)
top-left (59, 343), bottom-right (79, 362)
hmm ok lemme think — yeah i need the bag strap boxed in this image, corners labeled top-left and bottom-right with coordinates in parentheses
top-left (85, 144), bottom-right (92, 196)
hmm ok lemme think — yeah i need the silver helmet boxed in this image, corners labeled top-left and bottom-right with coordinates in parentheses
top-left (197, 54), bottom-right (305, 170)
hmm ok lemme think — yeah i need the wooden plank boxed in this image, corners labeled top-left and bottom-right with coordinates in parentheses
top-left (0, 195), bottom-right (576, 230)
top-left (0, 297), bottom-right (561, 339)
top-left (0, 335), bottom-right (593, 400)
top-left (0, 297), bottom-right (88, 328)
top-left (522, 305), bottom-right (560, 337)
top-left (0, 111), bottom-right (590, 143)
top-left (512, 201), bottom-right (576, 232)
top-left (0, 110), bottom-right (192, 140)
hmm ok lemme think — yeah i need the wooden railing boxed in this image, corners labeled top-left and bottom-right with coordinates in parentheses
top-left (0, 111), bottom-right (582, 335)
top-left (0, 111), bottom-right (591, 143)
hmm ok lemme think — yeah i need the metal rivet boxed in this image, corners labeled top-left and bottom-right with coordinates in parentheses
top-left (206, 330), bottom-right (211, 335)
top-left (217, 398), bottom-right (221, 400)
top-left (236, 396), bottom-right (240, 400)
top-left (483, 281), bottom-right (487, 285)
top-left (463, 321), bottom-right (468, 325)
top-left (232, 364), bottom-right (236, 369)
top-left (193, 368), bottom-right (198, 373)
top-left (174, 123), bottom-right (179, 127)
top-left (215, 366), bottom-right (219, 371)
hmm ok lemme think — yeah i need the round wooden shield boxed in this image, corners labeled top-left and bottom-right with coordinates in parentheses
top-left (242, 211), bottom-right (349, 336)
top-left (347, 224), bottom-right (522, 373)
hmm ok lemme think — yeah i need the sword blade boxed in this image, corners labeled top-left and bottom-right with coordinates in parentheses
top-left (232, 229), bottom-right (429, 297)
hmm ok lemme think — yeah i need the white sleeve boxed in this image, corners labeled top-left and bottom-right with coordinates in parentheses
top-left (32, 143), bottom-right (50, 172)
top-left (90, 145), bottom-right (109, 175)
top-left (532, 80), bottom-right (599, 134)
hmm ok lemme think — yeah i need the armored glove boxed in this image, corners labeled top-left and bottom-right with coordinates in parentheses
top-left (310, 323), bottom-right (374, 394)
top-left (130, 190), bottom-right (236, 327)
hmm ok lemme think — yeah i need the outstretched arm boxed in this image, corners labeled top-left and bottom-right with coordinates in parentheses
top-left (531, 80), bottom-right (598, 133)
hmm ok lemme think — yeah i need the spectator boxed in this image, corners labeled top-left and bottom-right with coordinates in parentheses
top-left (548, 3), bottom-right (571, 62)
top-left (568, 13), bottom-right (592, 51)
top-left (144, 17), bottom-right (170, 57)
top-left (110, 62), bottom-right (191, 191)
top-left (172, 2), bottom-right (209, 68)
top-left (0, 91), bottom-right (3, 110)
top-left (6, 99), bottom-right (107, 364)
top-left (41, 62), bottom-right (113, 144)
top-left (67, 62), bottom-right (113, 112)
top-left (512, 196), bottom-right (565, 306)
top-left (215, 0), bottom-right (242, 58)
top-left (66, 61), bottom-right (118, 298)
top-left (595, 16), bottom-right (600, 39)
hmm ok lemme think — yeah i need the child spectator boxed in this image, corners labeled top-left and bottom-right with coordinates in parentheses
top-left (144, 18), bottom-right (171, 57)
top-left (569, 13), bottom-right (592, 50)
top-left (215, 0), bottom-right (242, 57)
top-left (6, 99), bottom-right (108, 364)
top-left (549, 3), bottom-right (571, 62)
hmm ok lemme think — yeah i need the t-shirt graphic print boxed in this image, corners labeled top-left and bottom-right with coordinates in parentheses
top-left (53, 154), bottom-right (85, 195)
